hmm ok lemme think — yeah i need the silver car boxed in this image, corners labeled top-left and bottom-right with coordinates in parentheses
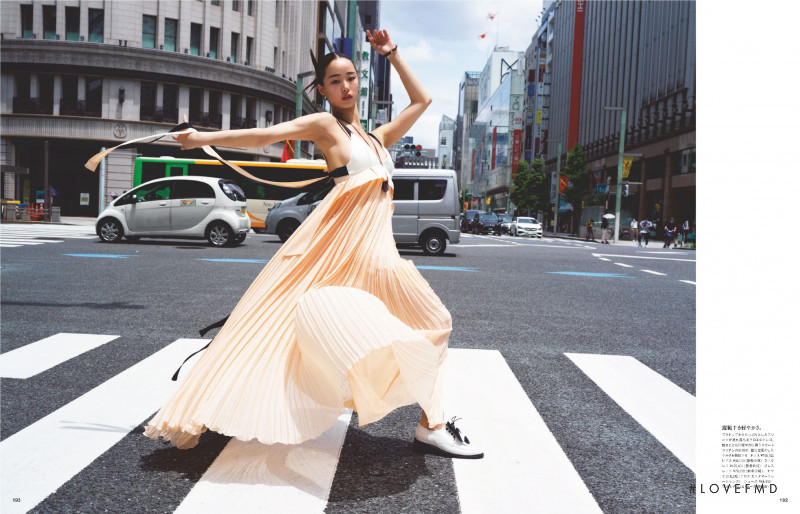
top-left (510, 217), bottom-right (543, 238)
top-left (96, 176), bottom-right (250, 247)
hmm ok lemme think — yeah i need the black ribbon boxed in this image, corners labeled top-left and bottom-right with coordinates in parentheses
top-left (171, 314), bottom-right (230, 381)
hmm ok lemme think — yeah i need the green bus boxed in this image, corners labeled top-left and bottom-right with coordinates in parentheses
top-left (133, 156), bottom-right (329, 232)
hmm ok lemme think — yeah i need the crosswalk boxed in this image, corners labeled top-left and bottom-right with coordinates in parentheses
top-left (0, 333), bottom-right (695, 513)
top-left (0, 224), bottom-right (97, 248)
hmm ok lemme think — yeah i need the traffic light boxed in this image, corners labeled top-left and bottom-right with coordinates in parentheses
top-left (623, 183), bottom-right (630, 197)
top-left (415, 145), bottom-right (421, 157)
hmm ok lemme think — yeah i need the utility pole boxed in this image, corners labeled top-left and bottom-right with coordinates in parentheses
top-left (547, 139), bottom-right (561, 234)
top-left (294, 71), bottom-right (315, 159)
top-left (604, 107), bottom-right (626, 243)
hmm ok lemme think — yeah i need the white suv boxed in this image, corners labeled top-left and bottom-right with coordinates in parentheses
top-left (510, 217), bottom-right (543, 238)
top-left (96, 176), bottom-right (250, 247)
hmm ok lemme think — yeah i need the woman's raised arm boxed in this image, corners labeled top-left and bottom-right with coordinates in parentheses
top-left (366, 30), bottom-right (432, 149)
top-left (173, 112), bottom-right (334, 151)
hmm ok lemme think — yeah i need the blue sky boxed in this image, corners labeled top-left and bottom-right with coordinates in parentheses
top-left (378, 0), bottom-right (544, 149)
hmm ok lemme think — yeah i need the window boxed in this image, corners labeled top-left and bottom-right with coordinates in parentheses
top-left (162, 84), bottom-right (178, 123)
top-left (89, 9), bottom-right (104, 43)
top-left (247, 1), bottom-right (254, 16)
top-left (86, 77), bottom-right (103, 116)
top-left (440, 137), bottom-right (447, 146)
top-left (14, 74), bottom-right (31, 111)
top-left (65, 7), bottom-right (80, 41)
top-left (190, 23), bottom-right (202, 55)
top-left (142, 15), bottom-right (156, 48)
top-left (230, 95), bottom-right (241, 119)
top-left (681, 148), bottom-right (696, 174)
top-left (246, 37), bottom-right (253, 65)
top-left (393, 179), bottom-right (415, 201)
top-left (232, 0), bottom-right (240, 12)
top-left (173, 180), bottom-right (214, 199)
top-left (140, 81), bottom-right (156, 120)
top-left (38, 74), bottom-right (54, 114)
top-left (21, 5), bottom-right (33, 38)
top-left (136, 181), bottom-right (174, 202)
top-left (231, 32), bottom-right (240, 63)
top-left (189, 88), bottom-right (202, 120)
top-left (43, 6), bottom-right (56, 40)
top-left (209, 91), bottom-right (221, 119)
top-left (211, 0), bottom-right (220, 5)
top-left (209, 27), bottom-right (219, 58)
top-left (62, 76), bottom-right (78, 102)
top-left (165, 19), bottom-right (177, 51)
top-left (419, 180), bottom-right (447, 201)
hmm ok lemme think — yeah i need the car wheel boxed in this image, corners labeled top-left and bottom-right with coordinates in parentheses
top-left (421, 233), bottom-right (446, 256)
top-left (97, 218), bottom-right (123, 243)
top-left (276, 219), bottom-right (300, 242)
top-left (234, 233), bottom-right (247, 245)
top-left (207, 221), bottom-right (234, 247)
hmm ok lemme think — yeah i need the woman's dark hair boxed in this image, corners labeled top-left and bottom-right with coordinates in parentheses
top-left (303, 51), bottom-right (354, 93)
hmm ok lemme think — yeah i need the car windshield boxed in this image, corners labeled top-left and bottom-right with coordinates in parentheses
top-left (481, 214), bottom-right (498, 221)
top-left (497, 214), bottom-right (512, 222)
top-left (517, 217), bottom-right (537, 224)
top-left (219, 180), bottom-right (246, 202)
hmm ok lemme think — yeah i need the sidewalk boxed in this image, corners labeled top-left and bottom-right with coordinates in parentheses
top-left (543, 231), bottom-right (694, 249)
top-left (1, 216), bottom-right (96, 226)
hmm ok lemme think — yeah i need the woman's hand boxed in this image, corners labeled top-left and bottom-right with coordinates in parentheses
top-left (366, 29), bottom-right (395, 56)
top-left (172, 115), bottom-right (202, 150)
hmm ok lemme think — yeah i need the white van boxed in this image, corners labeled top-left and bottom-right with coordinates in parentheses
top-left (264, 168), bottom-right (460, 255)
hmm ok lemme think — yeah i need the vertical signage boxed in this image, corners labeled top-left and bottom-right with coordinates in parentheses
top-left (471, 148), bottom-right (476, 181)
top-left (512, 112), bottom-right (523, 177)
top-left (358, 48), bottom-right (371, 125)
top-left (568, 0), bottom-right (586, 149)
top-left (491, 126), bottom-right (498, 170)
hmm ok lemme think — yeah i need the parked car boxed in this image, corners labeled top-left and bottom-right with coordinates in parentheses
top-left (472, 212), bottom-right (501, 235)
top-left (460, 209), bottom-right (485, 232)
top-left (265, 169), bottom-right (461, 256)
top-left (496, 213), bottom-right (513, 234)
top-left (96, 176), bottom-right (250, 247)
top-left (510, 217), bottom-right (543, 238)
top-left (264, 185), bottom-right (333, 242)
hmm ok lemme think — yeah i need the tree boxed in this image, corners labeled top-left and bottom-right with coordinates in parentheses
top-left (510, 158), bottom-right (549, 216)
top-left (561, 144), bottom-right (591, 233)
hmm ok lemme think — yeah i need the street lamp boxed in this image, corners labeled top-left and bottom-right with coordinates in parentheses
top-left (295, 71), bottom-right (315, 158)
top-left (547, 139), bottom-right (562, 234)
top-left (603, 106), bottom-right (626, 243)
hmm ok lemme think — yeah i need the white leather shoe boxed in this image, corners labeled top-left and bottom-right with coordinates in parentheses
top-left (413, 417), bottom-right (484, 459)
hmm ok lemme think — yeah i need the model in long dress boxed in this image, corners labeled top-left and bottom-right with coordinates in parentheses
top-left (144, 30), bottom-right (482, 459)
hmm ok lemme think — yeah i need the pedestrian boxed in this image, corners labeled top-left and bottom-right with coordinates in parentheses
top-left (663, 217), bottom-right (677, 248)
top-left (680, 219), bottom-right (690, 247)
top-left (630, 217), bottom-right (638, 241)
top-left (638, 218), bottom-right (651, 246)
top-left (585, 218), bottom-right (595, 241)
top-left (601, 216), bottom-right (610, 244)
top-left (130, 31), bottom-right (481, 458)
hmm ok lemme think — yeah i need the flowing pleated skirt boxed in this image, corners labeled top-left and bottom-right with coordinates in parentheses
top-left (144, 165), bottom-right (451, 448)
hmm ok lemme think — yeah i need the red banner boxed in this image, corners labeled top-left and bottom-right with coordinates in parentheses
top-left (511, 129), bottom-right (522, 178)
top-left (568, 0), bottom-right (586, 149)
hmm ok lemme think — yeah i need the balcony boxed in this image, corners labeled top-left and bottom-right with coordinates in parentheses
top-left (231, 116), bottom-right (257, 129)
top-left (59, 99), bottom-right (100, 117)
top-left (13, 97), bottom-right (54, 115)
top-left (140, 106), bottom-right (179, 124)
top-left (189, 111), bottom-right (222, 129)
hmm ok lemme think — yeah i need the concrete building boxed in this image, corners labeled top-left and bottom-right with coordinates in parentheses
top-left (1, 0), bottom-right (371, 217)
top-left (437, 114), bottom-right (454, 170)
top-left (453, 70), bottom-right (479, 191)
top-left (467, 48), bottom-right (526, 213)
top-left (537, 0), bottom-right (696, 230)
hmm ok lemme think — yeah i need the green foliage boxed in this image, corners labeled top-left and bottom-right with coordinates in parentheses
top-left (510, 158), bottom-right (549, 214)
top-left (561, 144), bottom-right (591, 231)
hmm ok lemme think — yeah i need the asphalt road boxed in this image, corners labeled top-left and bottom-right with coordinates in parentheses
top-left (0, 224), bottom-right (696, 513)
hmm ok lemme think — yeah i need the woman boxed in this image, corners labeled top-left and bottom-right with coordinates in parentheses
top-left (143, 30), bottom-right (482, 459)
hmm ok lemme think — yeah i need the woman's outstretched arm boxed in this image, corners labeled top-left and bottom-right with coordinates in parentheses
top-left (173, 112), bottom-right (334, 151)
top-left (367, 30), bottom-right (432, 149)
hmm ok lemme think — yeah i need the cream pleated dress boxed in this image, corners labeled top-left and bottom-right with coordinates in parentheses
top-left (144, 126), bottom-right (451, 449)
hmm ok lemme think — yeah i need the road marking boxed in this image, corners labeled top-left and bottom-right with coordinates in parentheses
top-left (598, 258), bottom-right (611, 261)
top-left (175, 411), bottom-right (352, 513)
top-left (62, 253), bottom-right (140, 259)
top-left (592, 253), bottom-right (695, 263)
top-left (565, 353), bottom-right (695, 472)
top-left (0, 333), bottom-right (119, 379)
top-left (446, 349), bottom-right (601, 513)
top-left (415, 265), bottom-right (478, 272)
top-left (0, 240), bottom-right (46, 245)
top-left (614, 263), bottom-right (634, 268)
top-left (1, 244), bottom-right (24, 248)
top-left (0, 338), bottom-right (208, 514)
top-left (547, 271), bottom-right (633, 278)
top-left (196, 258), bottom-right (270, 264)
top-left (641, 270), bottom-right (666, 276)
top-left (0, 238), bottom-right (63, 243)
top-left (679, 280), bottom-right (696, 285)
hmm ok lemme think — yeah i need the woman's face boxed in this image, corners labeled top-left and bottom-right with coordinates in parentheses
top-left (317, 58), bottom-right (358, 110)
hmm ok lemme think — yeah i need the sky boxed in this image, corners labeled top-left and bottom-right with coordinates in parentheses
top-left (377, 0), bottom-right (545, 149)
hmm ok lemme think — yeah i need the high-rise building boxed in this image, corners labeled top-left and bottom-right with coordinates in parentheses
top-left (535, 0), bottom-right (696, 228)
top-left (454, 71), bottom-right (480, 192)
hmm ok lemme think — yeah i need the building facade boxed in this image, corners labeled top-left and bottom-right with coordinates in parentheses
top-left (437, 114), bottom-right (454, 170)
top-left (538, 0), bottom-right (696, 229)
top-left (454, 70), bottom-right (479, 191)
top-left (1, 0), bottom-right (374, 217)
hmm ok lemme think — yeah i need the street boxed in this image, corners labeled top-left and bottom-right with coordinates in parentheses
top-left (0, 222), bottom-right (696, 513)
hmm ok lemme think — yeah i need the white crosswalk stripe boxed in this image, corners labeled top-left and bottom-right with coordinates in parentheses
top-left (0, 224), bottom-right (96, 248)
top-left (0, 334), bottom-right (694, 512)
